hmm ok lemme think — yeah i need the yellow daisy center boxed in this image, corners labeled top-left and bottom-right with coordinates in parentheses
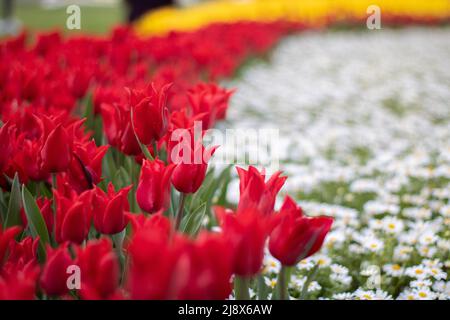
top-left (418, 292), bottom-right (427, 298)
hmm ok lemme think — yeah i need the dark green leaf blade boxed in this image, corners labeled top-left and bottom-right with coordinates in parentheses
top-left (21, 185), bottom-right (50, 261)
top-left (5, 173), bottom-right (22, 228)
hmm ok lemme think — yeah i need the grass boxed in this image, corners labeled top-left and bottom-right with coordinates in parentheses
top-left (14, 4), bottom-right (124, 35)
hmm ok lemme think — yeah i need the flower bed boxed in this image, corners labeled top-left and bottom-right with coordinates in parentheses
top-left (223, 28), bottom-right (450, 300)
top-left (0, 4), bottom-right (449, 300)
top-left (135, 0), bottom-right (450, 35)
top-left (0, 21), bottom-right (335, 300)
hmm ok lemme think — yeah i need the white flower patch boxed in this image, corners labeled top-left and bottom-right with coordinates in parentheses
top-left (223, 28), bottom-right (450, 299)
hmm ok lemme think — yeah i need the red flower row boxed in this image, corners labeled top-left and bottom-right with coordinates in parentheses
top-left (0, 21), bottom-right (332, 300)
top-left (1, 165), bottom-right (332, 299)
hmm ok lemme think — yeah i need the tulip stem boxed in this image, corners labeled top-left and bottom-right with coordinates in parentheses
top-left (152, 141), bottom-right (159, 159)
top-left (277, 265), bottom-right (290, 300)
top-left (234, 276), bottom-right (250, 300)
top-left (112, 230), bottom-right (126, 269)
top-left (51, 172), bottom-right (57, 215)
top-left (51, 172), bottom-right (57, 188)
top-left (174, 192), bottom-right (186, 230)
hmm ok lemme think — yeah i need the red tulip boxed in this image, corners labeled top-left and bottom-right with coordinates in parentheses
top-left (127, 211), bottom-right (172, 238)
top-left (100, 102), bottom-right (141, 155)
top-left (127, 216), bottom-right (233, 300)
top-left (0, 122), bottom-right (16, 173)
top-left (93, 85), bottom-right (124, 115)
top-left (64, 141), bottom-right (109, 193)
top-left (169, 128), bottom-right (218, 194)
top-left (0, 265), bottom-right (40, 300)
top-left (66, 65), bottom-right (93, 99)
top-left (32, 31), bottom-right (61, 56)
top-left (187, 83), bottom-right (234, 129)
top-left (136, 158), bottom-right (174, 214)
top-left (40, 244), bottom-right (73, 296)
top-left (129, 83), bottom-right (171, 145)
top-left (92, 183), bottom-right (132, 235)
top-left (269, 196), bottom-right (333, 266)
top-left (75, 238), bottom-right (121, 299)
top-left (0, 225), bottom-right (22, 266)
top-left (171, 232), bottom-right (233, 300)
top-left (127, 217), bottom-right (174, 299)
top-left (0, 231), bottom-right (40, 300)
top-left (17, 139), bottom-right (49, 182)
top-left (54, 187), bottom-right (93, 244)
top-left (215, 207), bottom-right (272, 277)
top-left (4, 236), bottom-right (39, 272)
top-left (40, 124), bottom-right (72, 173)
top-left (236, 166), bottom-right (287, 216)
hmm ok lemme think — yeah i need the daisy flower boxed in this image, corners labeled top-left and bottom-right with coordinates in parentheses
top-left (383, 264), bottom-right (404, 277)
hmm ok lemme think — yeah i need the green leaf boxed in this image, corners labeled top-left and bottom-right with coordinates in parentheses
top-left (113, 167), bottom-right (131, 190)
top-left (0, 191), bottom-right (7, 223)
top-left (216, 166), bottom-right (232, 206)
top-left (2, 173), bottom-right (13, 186)
top-left (180, 202), bottom-right (207, 236)
top-left (111, 229), bottom-right (126, 269)
top-left (187, 165), bottom-right (233, 227)
top-left (22, 185), bottom-right (50, 261)
top-left (5, 173), bottom-right (22, 228)
top-left (168, 186), bottom-right (178, 218)
top-left (257, 275), bottom-right (270, 300)
top-left (82, 92), bottom-right (94, 130)
top-left (102, 145), bottom-right (117, 182)
top-left (38, 181), bottom-right (53, 199)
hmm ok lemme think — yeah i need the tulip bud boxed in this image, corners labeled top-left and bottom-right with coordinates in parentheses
top-left (55, 188), bottom-right (93, 244)
top-left (136, 158), bottom-right (174, 214)
top-left (6, 236), bottom-right (39, 269)
top-left (269, 196), bottom-right (333, 266)
top-left (93, 184), bottom-right (132, 235)
top-left (236, 166), bottom-right (287, 216)
top-left (0, 225), bottom-right (22, 264)
top-left (187, 83), bottom-right (234, 129)
top-left (170, 137), bottom-right (218, 194)
top-left (130, 83), bottom-right (170, 145)
top-left (65, 142), bottom-right (109, 193)
top-left (75, 238), bottom-right (121, 299)
top-left (0, 265), bottom-right (40, 300)
top-left (215, 207), bottom-right (271, 277)
top-left (40, 244), bottom-right (73, 296)
top-left (40, 124), bottom-right (72, 173)
top-left (100, 103), bottom-right (141, 156)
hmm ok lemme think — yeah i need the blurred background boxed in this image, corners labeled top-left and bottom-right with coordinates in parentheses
top-left (0, 0), bottom-right (190, 35)
top-left (1, 0), bottom-right (449, 36)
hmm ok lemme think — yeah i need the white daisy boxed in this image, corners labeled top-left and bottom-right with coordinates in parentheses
top-left (263, 256), bottom-right (281, 274)
top-left (412, 288), bottom-right (437, 300)
top-left (264, 277), bottom-right (277, 289)
top-left (405, 265), bottom-right (430, 279)
top-left (410, 279), bottom-right (432, 289)
top-left (332, 292), bottom-right (354, 300)
top-left (383, 264), bottom-right (404, 277)
top-left (382, 216), bottom-right (404, 234)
